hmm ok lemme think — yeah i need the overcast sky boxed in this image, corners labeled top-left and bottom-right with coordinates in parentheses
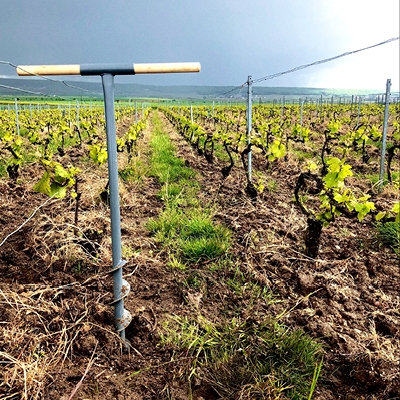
top-left (0, 0), bottom-right (399, 91)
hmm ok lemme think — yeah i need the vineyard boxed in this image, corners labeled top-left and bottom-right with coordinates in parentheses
top-left (0, 99), bottom-right (399, 399)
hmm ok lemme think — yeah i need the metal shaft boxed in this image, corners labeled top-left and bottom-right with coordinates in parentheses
top-left (101, 73), bottom-right (131, 340)
top-left (14, 98), bottom-right (20, 136)
top-left (300, 99), bottom-right (304, 140)
top-left (379, 78), bottom-right (391, 188)
top-left (246, 75), bottom-right (252, 181)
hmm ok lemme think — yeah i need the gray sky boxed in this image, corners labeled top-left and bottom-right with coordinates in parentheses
top-left (0, 0), bottom-right (399, 90)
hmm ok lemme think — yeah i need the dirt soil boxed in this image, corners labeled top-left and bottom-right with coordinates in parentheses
top-left (0, 111), bottom-right (399, 399)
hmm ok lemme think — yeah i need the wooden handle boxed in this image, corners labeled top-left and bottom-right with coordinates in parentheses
top-left (16, 62), bottom-right (201, 76)
top-left (16, 64), bottom-right (81, 76)
top-left (133, 62), bottom-right (201, 74)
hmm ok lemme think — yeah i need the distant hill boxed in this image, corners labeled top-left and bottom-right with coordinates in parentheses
top-left (0, 77), bottom-right (383, 101)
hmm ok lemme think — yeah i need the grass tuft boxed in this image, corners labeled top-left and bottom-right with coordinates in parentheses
top-left (375, 221), bottom-right (400, 255)
top-left (160, 314), bottom-right (323, 400)
top-left (146, 112), bottom-right (231, 264)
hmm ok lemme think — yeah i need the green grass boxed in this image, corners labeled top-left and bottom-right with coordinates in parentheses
top-left (0, 161), bottom-right (7, 177)
top-left (180, 233), bottom-right (230, 262)
top-left (147, 203), bottom-right (231, 263)
top-left (146, 205), bottom-right (182, 241)
top-left (213, 139), bottom-right (239, 164)
top-left (150, 132), bottom-right (195, 184)
top-left (375, 221), bottom-right (400, 255)
top-left (146, 112), bottom-right (231, 265)
top-left (227, 268), bottom-right (275, 303)
top-left (147, 110), bottom-right (323, 398)
top-left (292, 148), bottom-right (315, 163)
top-left (160, 314), bottom-right (323, 400)
top-left (119, 158), bottom-right (149, 183)
top-left (364, 171), bottom-right (400, 188)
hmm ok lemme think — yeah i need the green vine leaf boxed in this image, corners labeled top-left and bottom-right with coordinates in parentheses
top-left (392, 202), bottom-right (400, 223)
top-left (50, 182), bottom-right (67, 198)
top-left (354, 201), bottom-right (375, 222)
top-left (34, 161), bottom-right (80, 199)
top-left (33, 170), bottom-right (52, 196)
top-left (323, 158), bottom-right (353, 189)
top-left (89, 144), bottom-right (108, 166)
top-left (268, 140), bottom-right (286, 162)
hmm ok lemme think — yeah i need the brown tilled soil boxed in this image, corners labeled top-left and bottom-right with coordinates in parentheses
top-left (0, 111), bottom-right (399, 399)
